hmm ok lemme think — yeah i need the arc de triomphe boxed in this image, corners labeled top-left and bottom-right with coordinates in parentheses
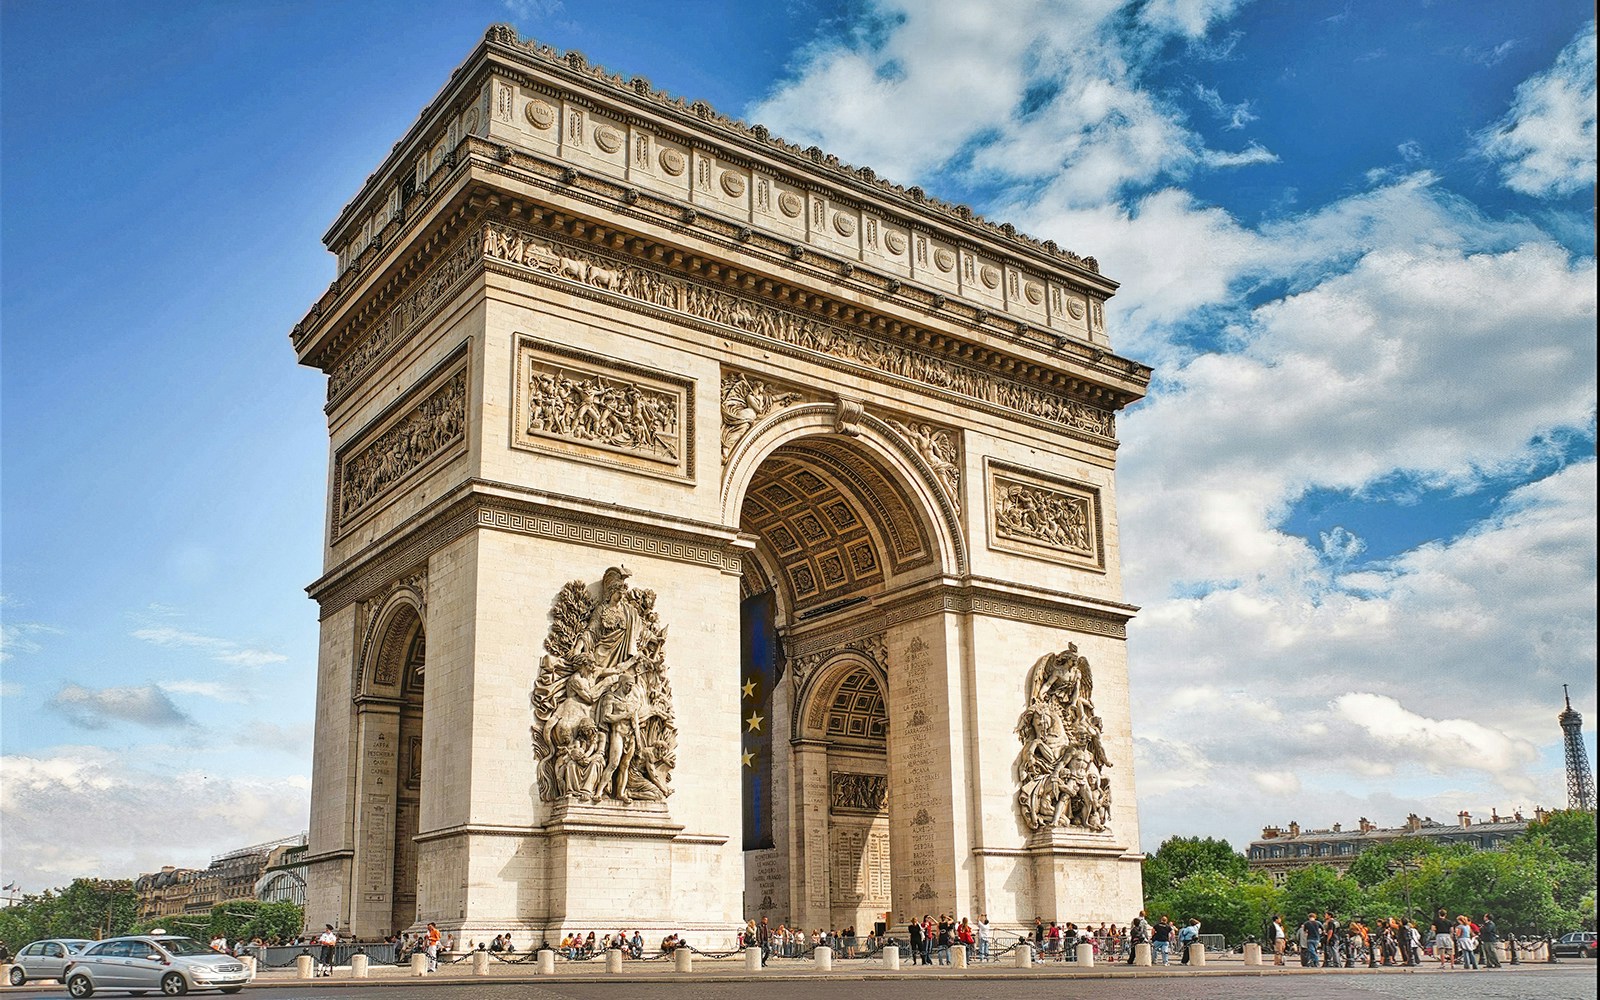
top-left (293, 25), bottom-right (1150, 945)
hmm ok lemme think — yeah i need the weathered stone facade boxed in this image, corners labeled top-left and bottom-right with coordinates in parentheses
top-left (295, 25), bottom-right (1150, 946)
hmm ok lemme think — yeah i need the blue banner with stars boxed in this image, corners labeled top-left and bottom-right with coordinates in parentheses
top-left (740, 591), bottom-right (777, 851)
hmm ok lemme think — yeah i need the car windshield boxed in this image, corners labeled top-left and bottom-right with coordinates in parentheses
top-left (154, 938), bottom-right (212, 956)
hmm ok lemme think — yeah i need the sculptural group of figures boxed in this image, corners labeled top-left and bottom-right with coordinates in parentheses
top-left (995, 482), bottom-right (1092, 552)
top-left (340, 371), bottom-right (466, 523)
top-left (532, 567), bottom-right (677, 805)
top-left (526, 367), bottom-right (679, 461)
top-left (1016, 644), bottom-right (1112, 831)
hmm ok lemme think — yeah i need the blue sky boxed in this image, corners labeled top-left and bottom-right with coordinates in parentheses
top-left (2, 0), bottom-right (1594, 890)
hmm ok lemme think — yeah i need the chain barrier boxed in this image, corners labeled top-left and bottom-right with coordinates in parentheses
top-left (686, 944), bottom-right (744, 959)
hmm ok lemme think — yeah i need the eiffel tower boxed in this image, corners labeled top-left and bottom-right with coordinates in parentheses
top-left (1559, 685), bottom-right (1595, 812)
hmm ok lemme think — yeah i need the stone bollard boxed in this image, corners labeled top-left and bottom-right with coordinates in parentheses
top-left (952, 945), bottom-right (968, 969)
top-left (1188, 943), bottom-right (1206, 967)
top-left (1495, 942), bottom-right (1509, 965)
top-left (1134, 943), bottom-right (1152, 966)
top-left (1243, 943), bottom-right (1262, 967)
top-left (536, 949), bottom-right (555, 975)
top-left (1076, 942), bottom-right (1095, 967)
top-left (674, 947), bottom-right (693, 973)
top-left (296, 954), bottom-right (315, 979)
top-left (815, 945), bottom-right (833, 971)
top-left (882, 945), bottom-right (901, 970)
top-left (350, 954), bottom-right (368, 978)
top-left (606, 948), bottom-right (624, 974)
top-left (745, 946), bottom-right (763, 971)
top-left (472, 950), bottom-right (489, 975)
top-left (410, 952), bottom-right (428, 976)
top-left (240, 956), bottom-right (258, 977)
top-left (1014, 944), bottom-right (1033, 968)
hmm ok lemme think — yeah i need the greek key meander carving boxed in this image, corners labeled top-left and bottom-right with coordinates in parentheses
top-left (1016, 645), bottom-right (1112, 832)
top-left (532, 566), bottom-right (677, 805)
top-left (720, 371), bottom-right (804, 461)
top-left (480, 221), bottom-right (1117, 439)
top-left (830, 771), bottom-right (889, 814)
top-left (335, 366), bottom-right (468, 535)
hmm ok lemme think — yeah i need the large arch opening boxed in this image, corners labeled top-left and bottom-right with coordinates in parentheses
top-left (731, 423), bottom-right (952, 935)
top-left (351, 597), bottom-right (426, 939)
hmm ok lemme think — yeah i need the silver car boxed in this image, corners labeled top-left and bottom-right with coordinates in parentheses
top-left (7, 938), bottom-right (95, 985)
top-left (62, 935), bottom-right (250, 997)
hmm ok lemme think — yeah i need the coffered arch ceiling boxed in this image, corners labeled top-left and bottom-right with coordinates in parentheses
top-left (739, 437), bottom-right (934, 616)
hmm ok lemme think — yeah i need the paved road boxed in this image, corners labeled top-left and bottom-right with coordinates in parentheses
top-left (6, 966), bottom-right (1596, 1000)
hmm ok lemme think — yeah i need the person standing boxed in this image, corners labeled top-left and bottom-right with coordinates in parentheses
top-left (1152, 916), bottom-right (1174, 965)
top-left (1127, 911), bottom-right (1148, 965)
top-left (757, 917), bottom-right (772, 966)
top-left (975, 914), bottom-right (992, 962)
top-left (1454, 915), bottom-right (1479, 970)
top-left (316, 924), bottom-right (338, 977)
top-left (424, 922), bottom-right (441, 973)
top-left (906, 915), bottom-right (925, 966)
top-left (1300, 911), bottom-right (1322, 968)
top-left (1431, 908), bottom-right (1455, 969)
top-left (1479, 913), bottom-right (1501, 968)
top-left (1177, 918), bottom-right (1199, 965)
top-left (1271, 914), bottom-right (1287, 965)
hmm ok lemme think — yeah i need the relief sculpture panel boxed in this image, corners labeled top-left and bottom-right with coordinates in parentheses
top-left (513, 335), bottom-right (694, 481)
top-left (986, 461), bottom-right (1104, 570)
top-left (531, 566), bottom-right (677, 804)
top-left (333, 358), bottom-right (468, 538)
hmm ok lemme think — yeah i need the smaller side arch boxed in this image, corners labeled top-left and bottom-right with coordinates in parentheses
top-left (792, 650), bottom-right (889, 744)
top-left (357, 590), bottom-right (424, 699)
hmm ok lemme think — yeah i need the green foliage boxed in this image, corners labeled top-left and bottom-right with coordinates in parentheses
top-left (1142, 836), bottom-right (1249, 898)
top-left (198, 900), bottom-right (304, 944)
top-left (0, 879), bottom-right (139, 945)
top-left (1280, 864), bottom-right (1364, 921)
top-left (1146, 869), bottom-right (1280, 946)
top-left (1344, 837), bottom-right (1453, 888)
top-left (1513, 809), bottom-right (1598, 926)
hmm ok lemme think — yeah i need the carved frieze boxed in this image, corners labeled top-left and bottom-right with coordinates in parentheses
top-left (986, 461), bottom-right (1104, 569)
top-left (886, 417), bottom-right (961, 513)
top-left (513, 335), bottom-right (693, 482)
top-left (830, 771), bottom-right (888, 814)
top-left (482, 221), bottom-right (1117, 441)
top-left (791, 631), bottom-right (887, 692)
top-left (720, 371), bottom-right (803, 461)
top-left (1016, 644), bottom-right (1112, 832)
top-left (531, 565), bottom-right (677, 804)
top-left (328, 228), bottom-right (482, 400)
top-left (333, 355), bottom-right (468, 538)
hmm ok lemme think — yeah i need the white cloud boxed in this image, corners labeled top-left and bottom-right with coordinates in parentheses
top-left (0, 747), bottom-right (309, 887)
top-left (49, 683), bottom-right (195, 730)
top-left (1, 595), bottom-right (62, 661)
top-left (131, 625), bottom-right (287, 666)
top-left (1478, 21), bottom-right (1597, 197)
top-left (159, 680), bottom-right (248, 703)
top-left (1333, 693), bottom-right (1540, 781)
top-left (1194, 82), bottom-right (1258, 129)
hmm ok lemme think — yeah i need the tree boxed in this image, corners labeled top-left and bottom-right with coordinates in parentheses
top-left (1513, 809), bottom-right (1598, 926)
top-left (1280, 864), bottom-right (1363, 922)
top-left (1142, 836), bottom-right (1249, 899)
top-left (1344, 837), bottom-right (1455, 889)
top-left (1147, 869), bottom-right (1280, 947)
top-left (0, 879), bottom-right (138, 944)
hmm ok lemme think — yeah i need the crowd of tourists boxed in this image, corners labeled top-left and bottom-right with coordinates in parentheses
top-left (1265, 907), bottom-right (1515, 970)
top-left (738, 919), bottom-right (883, 960)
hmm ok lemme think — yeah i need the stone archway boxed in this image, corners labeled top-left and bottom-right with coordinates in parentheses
top-left (728, 410), bottom-right (957, 932)
top-left (348, 594), bottom-right (426, 939)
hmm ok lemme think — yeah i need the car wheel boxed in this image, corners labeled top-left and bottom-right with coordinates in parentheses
top-left (160, 972), bottom-right (188, 996)
top-left (7, 966), bottom-right (25, 987)
top-left (67, 974), bottom-right (95, 998)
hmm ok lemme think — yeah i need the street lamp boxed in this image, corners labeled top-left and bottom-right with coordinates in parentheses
top-left (1389, 858), bottom-right (1421, 925)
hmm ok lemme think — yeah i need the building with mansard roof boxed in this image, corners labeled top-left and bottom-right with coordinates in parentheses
top-left (1246, 807), bottom-right (1548, 882)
